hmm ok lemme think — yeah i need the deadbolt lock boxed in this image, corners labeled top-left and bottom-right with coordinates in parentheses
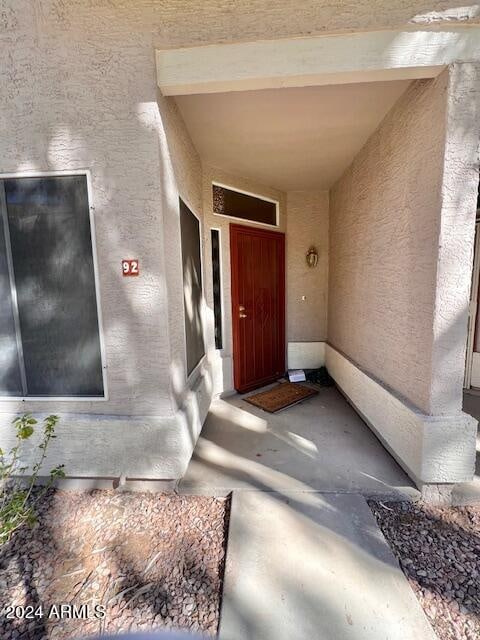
top-left (239, 304), bottom-right (247, 319)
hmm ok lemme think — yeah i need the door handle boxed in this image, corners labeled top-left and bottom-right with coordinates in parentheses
top-left (239, 305), bottom-right (247, 319)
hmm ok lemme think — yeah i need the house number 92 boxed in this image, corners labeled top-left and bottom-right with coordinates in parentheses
top-left (122, 259), bottom-right (139, 276)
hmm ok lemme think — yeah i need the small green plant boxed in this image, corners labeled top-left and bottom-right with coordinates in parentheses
top-left (0, 414), bottom-right (65, 544)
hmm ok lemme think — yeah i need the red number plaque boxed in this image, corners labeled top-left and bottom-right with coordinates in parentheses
top-left (122, 259), bottom-right (139, 276)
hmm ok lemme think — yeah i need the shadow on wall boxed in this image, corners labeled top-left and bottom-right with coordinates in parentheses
top-left (0, 93), bottom-right (212, 479)
top-left (155, 91), bottom-right (215, 458)
top-left (1, 144), bottom-right (166, 416)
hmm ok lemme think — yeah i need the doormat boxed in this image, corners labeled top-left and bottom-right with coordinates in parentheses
top-left (244, 382), bottom-right (318, 413)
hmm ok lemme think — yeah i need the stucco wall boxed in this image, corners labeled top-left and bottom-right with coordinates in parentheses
top-left (0, 1), bottom-right (210, 479)
top-left (329, 74), bottom-right (447, 412)
top-left (0, 2), bottom-right (171, 417)
top-left (149, 1), bottom-right (480, 47)
top-left (430, 63), bottom-right (480, 414)
top-left (286, 191), bottom-right (329, 343)
top-left (156, 91), bottom-right (211, 413)
top-left (329, 65), bottom-right (480, 416)
top-left (202, 165), bottom-right (286, 393)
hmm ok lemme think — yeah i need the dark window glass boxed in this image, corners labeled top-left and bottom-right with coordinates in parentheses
top-left (1, 175), bottom-right (104, 397)
top-left (0, 203), bottom-right (23, 395)
top-left (212, 184), bottom-right (277, 226)
top-left (211, 229), bottom-right (222, 350)
top-left (179, 198), bottom-right (205, 375)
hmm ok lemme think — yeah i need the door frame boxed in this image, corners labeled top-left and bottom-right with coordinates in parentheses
top-left (465, 220), bottom-right (480, 389)
top-left (230, 223), bottom-right (286, 393)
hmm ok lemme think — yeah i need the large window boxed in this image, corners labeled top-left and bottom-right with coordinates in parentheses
top-left (0, 174), bottom-right (104, 397)
top-left (179, 198), bottom-right (205, 376)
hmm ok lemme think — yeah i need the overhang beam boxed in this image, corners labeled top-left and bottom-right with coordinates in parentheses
top-left (156, 28), bottom-right (480, 95)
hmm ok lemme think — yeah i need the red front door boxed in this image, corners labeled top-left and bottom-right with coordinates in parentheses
top-left (230, 224), bottom-right (285, 393)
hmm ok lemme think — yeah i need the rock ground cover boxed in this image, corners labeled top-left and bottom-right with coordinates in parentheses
top-left (0, 489), bottom-right (229, 640)
top-left (370, 501), bottom-right (480, 640)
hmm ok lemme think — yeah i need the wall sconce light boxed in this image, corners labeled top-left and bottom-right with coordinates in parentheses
top-left (306, 246), bottom-right (319, 268)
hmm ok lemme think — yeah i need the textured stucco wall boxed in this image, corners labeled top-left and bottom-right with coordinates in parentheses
top-left (430, 64), bottom-right (480, 414)
top-left (149, 1), bottom-right (480, 47)
top-left (329, 73), bottom-right (449, 413)
top-left (1, 1), bottom-right (479, 481)
top-left (329, 64), bottom-right (480, 416)
top-left (326, 345), bottom-right (477, 486)
top-left (0, 1), bottom-right (210, 479)
top-left (0, 2), bottom-right (172, 417)
top-left (328, 64), bottom-right (480, 487)
top-left (286, 191), bottom-right (329, 342)
top-left (156, 91), bottom-right (212, 413)
top-left (202, 166), bottom-right (286, 393)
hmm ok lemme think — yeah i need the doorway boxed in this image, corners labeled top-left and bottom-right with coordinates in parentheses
top-left (230, 224), bottom-right (285, 393)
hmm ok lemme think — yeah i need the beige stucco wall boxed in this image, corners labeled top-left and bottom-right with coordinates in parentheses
top-left (1, 4), bottom-right (166, 417)
top-left (327, 63), bottom-right (480, 486)
top-left (150, 1), bottom-right (480, 47)
top-left (329, 65), bottom-right (480, 416)
top-left (286, 191), bottom-right (329, 343)
top-left (0, 1), bottom-right (211, 479)
top-left (202, 165), bottom-right (286, 393)
top-left (156, 91), bottom-right (213, 413)
top-left (1, 1), bottom-right (478, 482)
top-left (430, 63), bottom-right (480, 415)
top-left (0, 1), bottom-right (210, 419)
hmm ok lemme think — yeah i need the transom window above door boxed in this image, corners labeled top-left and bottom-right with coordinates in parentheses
top-left (212, 183), bottom-right (279, 227)
top-left (0, 173), bottom-right (105, 398)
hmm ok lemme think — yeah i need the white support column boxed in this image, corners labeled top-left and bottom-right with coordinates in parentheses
top-left (430, 63), bottom-right (480, 415)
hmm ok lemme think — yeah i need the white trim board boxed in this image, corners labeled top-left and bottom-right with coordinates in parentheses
top-left (471, 352), bottom-right (480, 388)
top-left (325, 345), bottom-right (477, 486)
top-left (156, 28), bottom-right (480, 96)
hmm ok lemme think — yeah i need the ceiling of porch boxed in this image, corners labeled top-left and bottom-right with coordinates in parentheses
top-left (175, 80), bottom-right (410, 191)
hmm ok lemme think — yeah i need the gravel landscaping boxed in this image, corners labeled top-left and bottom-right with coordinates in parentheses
top-left (0, 489), bottom-right (229, 640)
top-left (370, 501), bottom-right (480, 640)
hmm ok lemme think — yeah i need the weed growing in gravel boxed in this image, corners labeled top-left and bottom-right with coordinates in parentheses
top-left (0, 414), bottom-right (65, 543)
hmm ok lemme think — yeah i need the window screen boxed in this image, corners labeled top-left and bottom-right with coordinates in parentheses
top-left (211, 229), bottom-right (222, 350)
top-left (0, 206), bottom-right (23, 395)
top-left (212, 184), bottom-right (277, 226)
top-left (0, 175), bottom-right (104, 397)
top-left (179, 198), bottom-right (205, 375)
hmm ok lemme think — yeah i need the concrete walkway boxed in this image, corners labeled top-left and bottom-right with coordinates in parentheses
top-left (180, 387), bottom-right (417, 499)
top-left (219, 492), bottom-right (437, 640)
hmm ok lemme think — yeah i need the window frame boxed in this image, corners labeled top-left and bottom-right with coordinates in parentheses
top-left (211, 181), bottom-right (280, 228)
top-left (178, 195), bottom-right (207, 382)
top-left (0, 169), bottom-right (108, 402)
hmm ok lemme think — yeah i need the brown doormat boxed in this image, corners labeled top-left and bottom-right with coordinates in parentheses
top-left (244, 382), bottom-right (318, 413)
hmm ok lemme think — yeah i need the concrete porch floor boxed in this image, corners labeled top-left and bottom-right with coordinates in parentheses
top-left (179, 385), bottom-right (418, 499)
